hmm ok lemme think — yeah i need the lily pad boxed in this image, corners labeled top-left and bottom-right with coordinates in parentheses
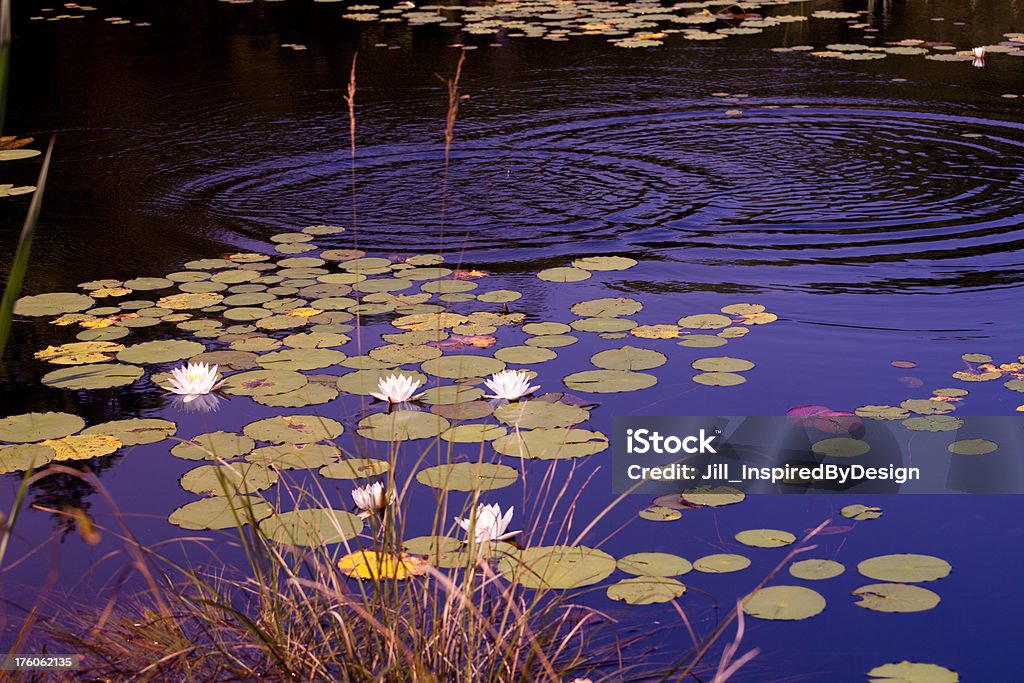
top-left (34, 341), bottom-right (124, 365)
top-left (499, 545), bottom-right (616, 589)
top-left (14, 292), bottom-right (95, 316)
top-left (338, 550), bottom-right (428, 580)
top-left (253, 382), bottom-right (339, 407)
top-left (607, 576), bottom-right (686, 605)
top-left (42, 363), bottom-right (144, 389)
top-left (172, 431), bottom-right (255, 460)
top-left (677, 335), bottom-right (728, 348)
top-left (243, 415), bottom-right (345, 444)
top-left (571, 256), bottom-right (637, 271)
top-left (570, 317), bottom-right (637, 333)
top-left (357, 412), bottom-right (450, 441)
top-left (0, 443), bottom-right (56, 473)
top-left (337, 369), bottom-right (428, 395)
top-left (591, 346), bottom-right (666, 371)
top-left (735, 529), bottom-right (796, 548)
top-left (494, 346), bottom-right (557, 364)
top-left (493, 427), bottom-right (608, 460)
top-left (117, 340), bottom-right (206, 364)
top-left (81, 418), bottom-right (176, 445)
top-left (168, 495), bottom-right (273, 530)
top-left (948, 439), bottom-right (997, 455)
top-left (902, 416), bottom-right (963, 432)
top-left (525, 334), bottom-right (578, 348)
top-left (318, 457), bottom-right (390, 479)
top-left (618, 552), bottom-right (692, 577)
top-left (570, 297), bottom-right (643, 317)
top-left (415, 462), bottom-right (519, 491)
top-left (537, 267), bottom-right (591, 282)
top-left (638, 506), bottom-right (683, 521)
top-left (256, 348), bottom-right (347, 371)
top-left (421, 355), bottom-right (506, 378)
top-left (841, 504), bottom-right (883, 521)
top-left (692, 372), bottom-right (746, 387)
top-left (440, 424), bottom-right (508, 442)
top-left (221, 369), bottom-right (308, 397)
top-left (693, 554), bottom-right (751, 573)
top-left (691, 356), bottom-right (754, 372)
top-left (857, 554), bottom-right (951, 583)
top-left (852, 583), bottom-right (941, 613)
top-left (493, 401), bottom-right (589, 429)
top-left (789, 559), bottom-right (846, 580)
top-left (680, 485), bottom-right (745, 507)
top-left (743, 586), bottom-right (826, 620)
top-left (0, 412), bottom-right (85, 443)
top-left (418, 385), bottom-right (484, 405)
top-left (563, 370), bottom-right (656, 393)
top-left (156, 292), bottom-right (224, 310)
top-left (259, 508), bottom-right (363, 546)
top-left (677, 314), bottom-right (732, 330)
top-left (867, 661), bottom-right (959, 683)
top-left (180, 463), bottom-right (279, 496)
top-left (812, 438), bottom-right (870, 457)
top-left (369, 344), bottom-right (441, 365)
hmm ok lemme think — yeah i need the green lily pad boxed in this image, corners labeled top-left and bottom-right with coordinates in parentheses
top-left (677, 335), bottom-right (728, 348)
top-left (81, 418), bottom-right (176, 445)
top-left (570, 297), bottom-right (643, 317)
top-left (867, 661), bottom-right (959, 683)
top-left (368, 344), bottom-right (441, 365)
top-left (571, 255), bottom-right (637, 271)
top-left (789, 559), bottom-right (846, 580)
top-left (948, 439), bottom-right (997, 455)
top-left (116, 340), bottom-right (207, 364)
top-left (221, 369), bottom-right (308, 397)
top-left (743, 586), bottom-right (826, 620)
top-left (492, 427), bottom-right (608, 460)
top-left (537, 267), bottom-right (591, 282)
top-left (570, 317), bottom-right (637, 333)
top-left (256, 348), bottom-right (347, 371)
top-left (123, 277), bottom-right (174, 291)
top-left (172, 431), bottom-right (255, 460)
top-left (618, 552), bottom-right (692, 577)
top-left (638, 506), bottom-right (683, 521)
top-left (692, 372), bottom-right (746, 387)
top-left (430, 401), bottom-right (495, 421)
top-left (180, 463), bottom-right (279, 496)
top-left (900, 399), bottom-right (954, 416)
top-left (735, 529), bottom-right (796, 548)
top-left (591, 346), bottom-right (666, 371)
top-left (244, 443), bottom-right (341, 470)
top-left (525, 334), bottom-right (578, 348)
top-left (902, 416), bottom-right (963, 432)
top-left (252, 383), bottom-right (339, 407)
top-left (856, 405), bottom-right (911, 420)
top-left (283, 331), bottom-right (351, 349)
top-left (857, 554), bottom-right (951, 583)
top-left (681, 485), bottom-right (745, 507)
top-left (477, 289), bottom-right (522, 303)
top-left (157, 292), bottom-right (224, 310)
top-left (418, 385), bottom-right (484, 405)
top-left (356, 411), bottom-right (450, 441)
top-left (523, 322), bottom-right (571, 335)
top-left (607, 576), bottom-right (686, 605)
top-left (961, 353), bottom-right (992, 364)
top-left (494, 346), bottom-right (557, 364)
top-left (493, 401), bottom-right (589, 429)
top-left (693, 554), bottom-right (751, 573)
top-left (499, 545), bottom-right (615, 589)
top-left (677, 314), bottom-right (732, 330)
top-left (168, 495), bottom-right (273, 530)
top-left (421, 355), bottom-right (506, 379)
top-left (336, 369), bottom-right (428, 395)
top-left (720, 303), bottom-right (765, 315)
top-left (563, 369), bottom-right (656, 393)
top-left (415, 462), bottom-right (519, 491)
top-left (43, 363), bottom-right (144, 390)
top-left (243, 415), bottom-right (345, 444)
top-left (258, 508), bottom-right (364, 547)
top-left (318, 457), bottom-right (390, 479)
top-left (853, 583), bottom-right (941, 613)
top-left (440, 424), bottom-right (508, 442)
top-left (0, 412), bottom-right (85, 443)
top-left (841, 504), bottom-right (883, 521)
top-left (0, 443), bottom-right (56, 473)
top-left (14, 292), bottom-right (95, 316)
top-left (691, 356), bottom-right (754, 372)
top-left (812, 438), bottom-right (870, 458)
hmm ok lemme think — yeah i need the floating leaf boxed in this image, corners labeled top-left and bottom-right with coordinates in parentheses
top-left (421, 355), bottom-right (505, 379)
top-left (525, 334), bottom-right (578, 348)
top-left (789, 559), bottom-right (846, 580)
top-left (168, 495), bottom-right (273, 530)
top-left (961, 353), bottom-right (992, 364)
top-left (948, 439), bottom-right (997, 455)
top-left (537, 267), bottom-right (591, 282)
top-left (523, 322), bottom-right (571, 335)
top-left (81, 418), bottom-right (176, 445)
top-left (867, 661), bottom-right (959, 683)
top-left (117, 340), bottom-right (206, 364)
top-left (257, 348), bottom-right (347, 371)
top-left (607, 576), bottom-right (686, 604)
top-left (0, 443), bottom-right (55, 473)
top-left (156, 292), bottom-right (224, 310)
top-left (493, 427), bottom-right (608, 460)
top-left (42, 363), bottom-right (144, 389)
top-left (259, 508), bottom-right (363, 546)
top-left (368, 344), bottom-right (440, 365)
top-left (571, 256), bottom-right (637, 271)
top-left (337, 369), bottom-right (428, 395)
top-left (900, 399), bottom-right (954, 416)
top-left (172, 431), bottom-right (255, 460)
top-left (416, 462), bottom-right (519, 491)
top-left (693, 554), bottom-right (751, 573)
top-left (493, 401), bottom-right (588, 429)
top-left (338, 550), bottom-right (428, 580)
top-left (638, 506), bottom-right (682, 521)
top-left (430, 400), bottom-right (495, 420)
top-left (494, 345), bottom-right (557, 364)
top-left (813, 438), bottom-right (870, 457)
top-left (618, 552), bottom-right (692, 577)
top-left (356, 412), bottom-right (450, 441)
top-left (253, 382), bottom-right (339, 407)
top-left (563, 369), bottom-right (656, 393)
top-left (735, 529), bottom-right (796, 548)
top-left (440, 424), bottom-right (507, 442)
top-left (43, 434), bottom-right (122, 461)
top-left (243, 415), bottom-right (345, 444)
top-left (743, 586), bottom-right (826, 620)
top-left (221, 369), bottom-right (308, 397)
top-left (318, 457), bottom-right (390, 479)
top-left (681, 485), bottom-right (745, 507)
top-left (902, 416), bottom-right (963, 432)
top-left (180, 463), bottom-right (279, 496)
top-left (853, 583), bottom-right (941, 613)
top-left (570, 317), bottom-right (637, 333)
top-left (677, 335), bottom-right (727, 348)
top-left (692, 372), bottom-right (745, 387)
top-left (34, 341), bottom-right (124, 365)
top-left (677, 314), bottom-right (732, 330)
top-left (856, 405), bottom-right (910, 420)
top-left (841, 504), bottom-right (883, 521)
top-left (14, 292), bottom-right (94, 316)
top-left (857, 554), bottom-right (951, 583)
top-left (591, 346), bottom-right (666, 371)
top-left (720, 303), bottom-right (764, 315)
top-left (0, 412), bottom-right (85, 443)
top-left (691, 356), bottom-right (754, 372)
top-left (499, 545), bottom-right (615, 589)
top-left (570, 297), bottom-right (643, 317)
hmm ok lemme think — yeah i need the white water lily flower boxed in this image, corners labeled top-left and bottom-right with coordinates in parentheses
top-left (455, 503), bottom-right (520, 544)
top-left (972, 46), bottom-right (986, 67)
top-left (482, 369), bottom-right (539, 401)
top-left (351, 482), bottom-right (395, 517)
top-left (369, 374), bottom-right (424, 403)
top-left (162, 362), bottom-right (225, 402)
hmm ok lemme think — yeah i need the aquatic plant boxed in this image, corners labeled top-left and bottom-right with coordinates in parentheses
top-left (351, 481), bottom-right (394, 518)
top-left (160, 361), bottom-right (226, 401)
top-left (455, 502), bottom-right (520, 545)
top-left (369, 373), bottom-right (424, 403)
top-left (482, 369), bottom-right (540, 402)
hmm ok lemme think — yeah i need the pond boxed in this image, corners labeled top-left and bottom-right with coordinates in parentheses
top-left (1, 0), bottom-right (1022, 679)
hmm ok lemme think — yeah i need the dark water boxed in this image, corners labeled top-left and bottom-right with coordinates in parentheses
top-left (2, 0), bottom-right (1023, 679)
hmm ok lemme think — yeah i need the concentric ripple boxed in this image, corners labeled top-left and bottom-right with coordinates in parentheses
top-left (147, 104), bottom-right (1024, 293)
